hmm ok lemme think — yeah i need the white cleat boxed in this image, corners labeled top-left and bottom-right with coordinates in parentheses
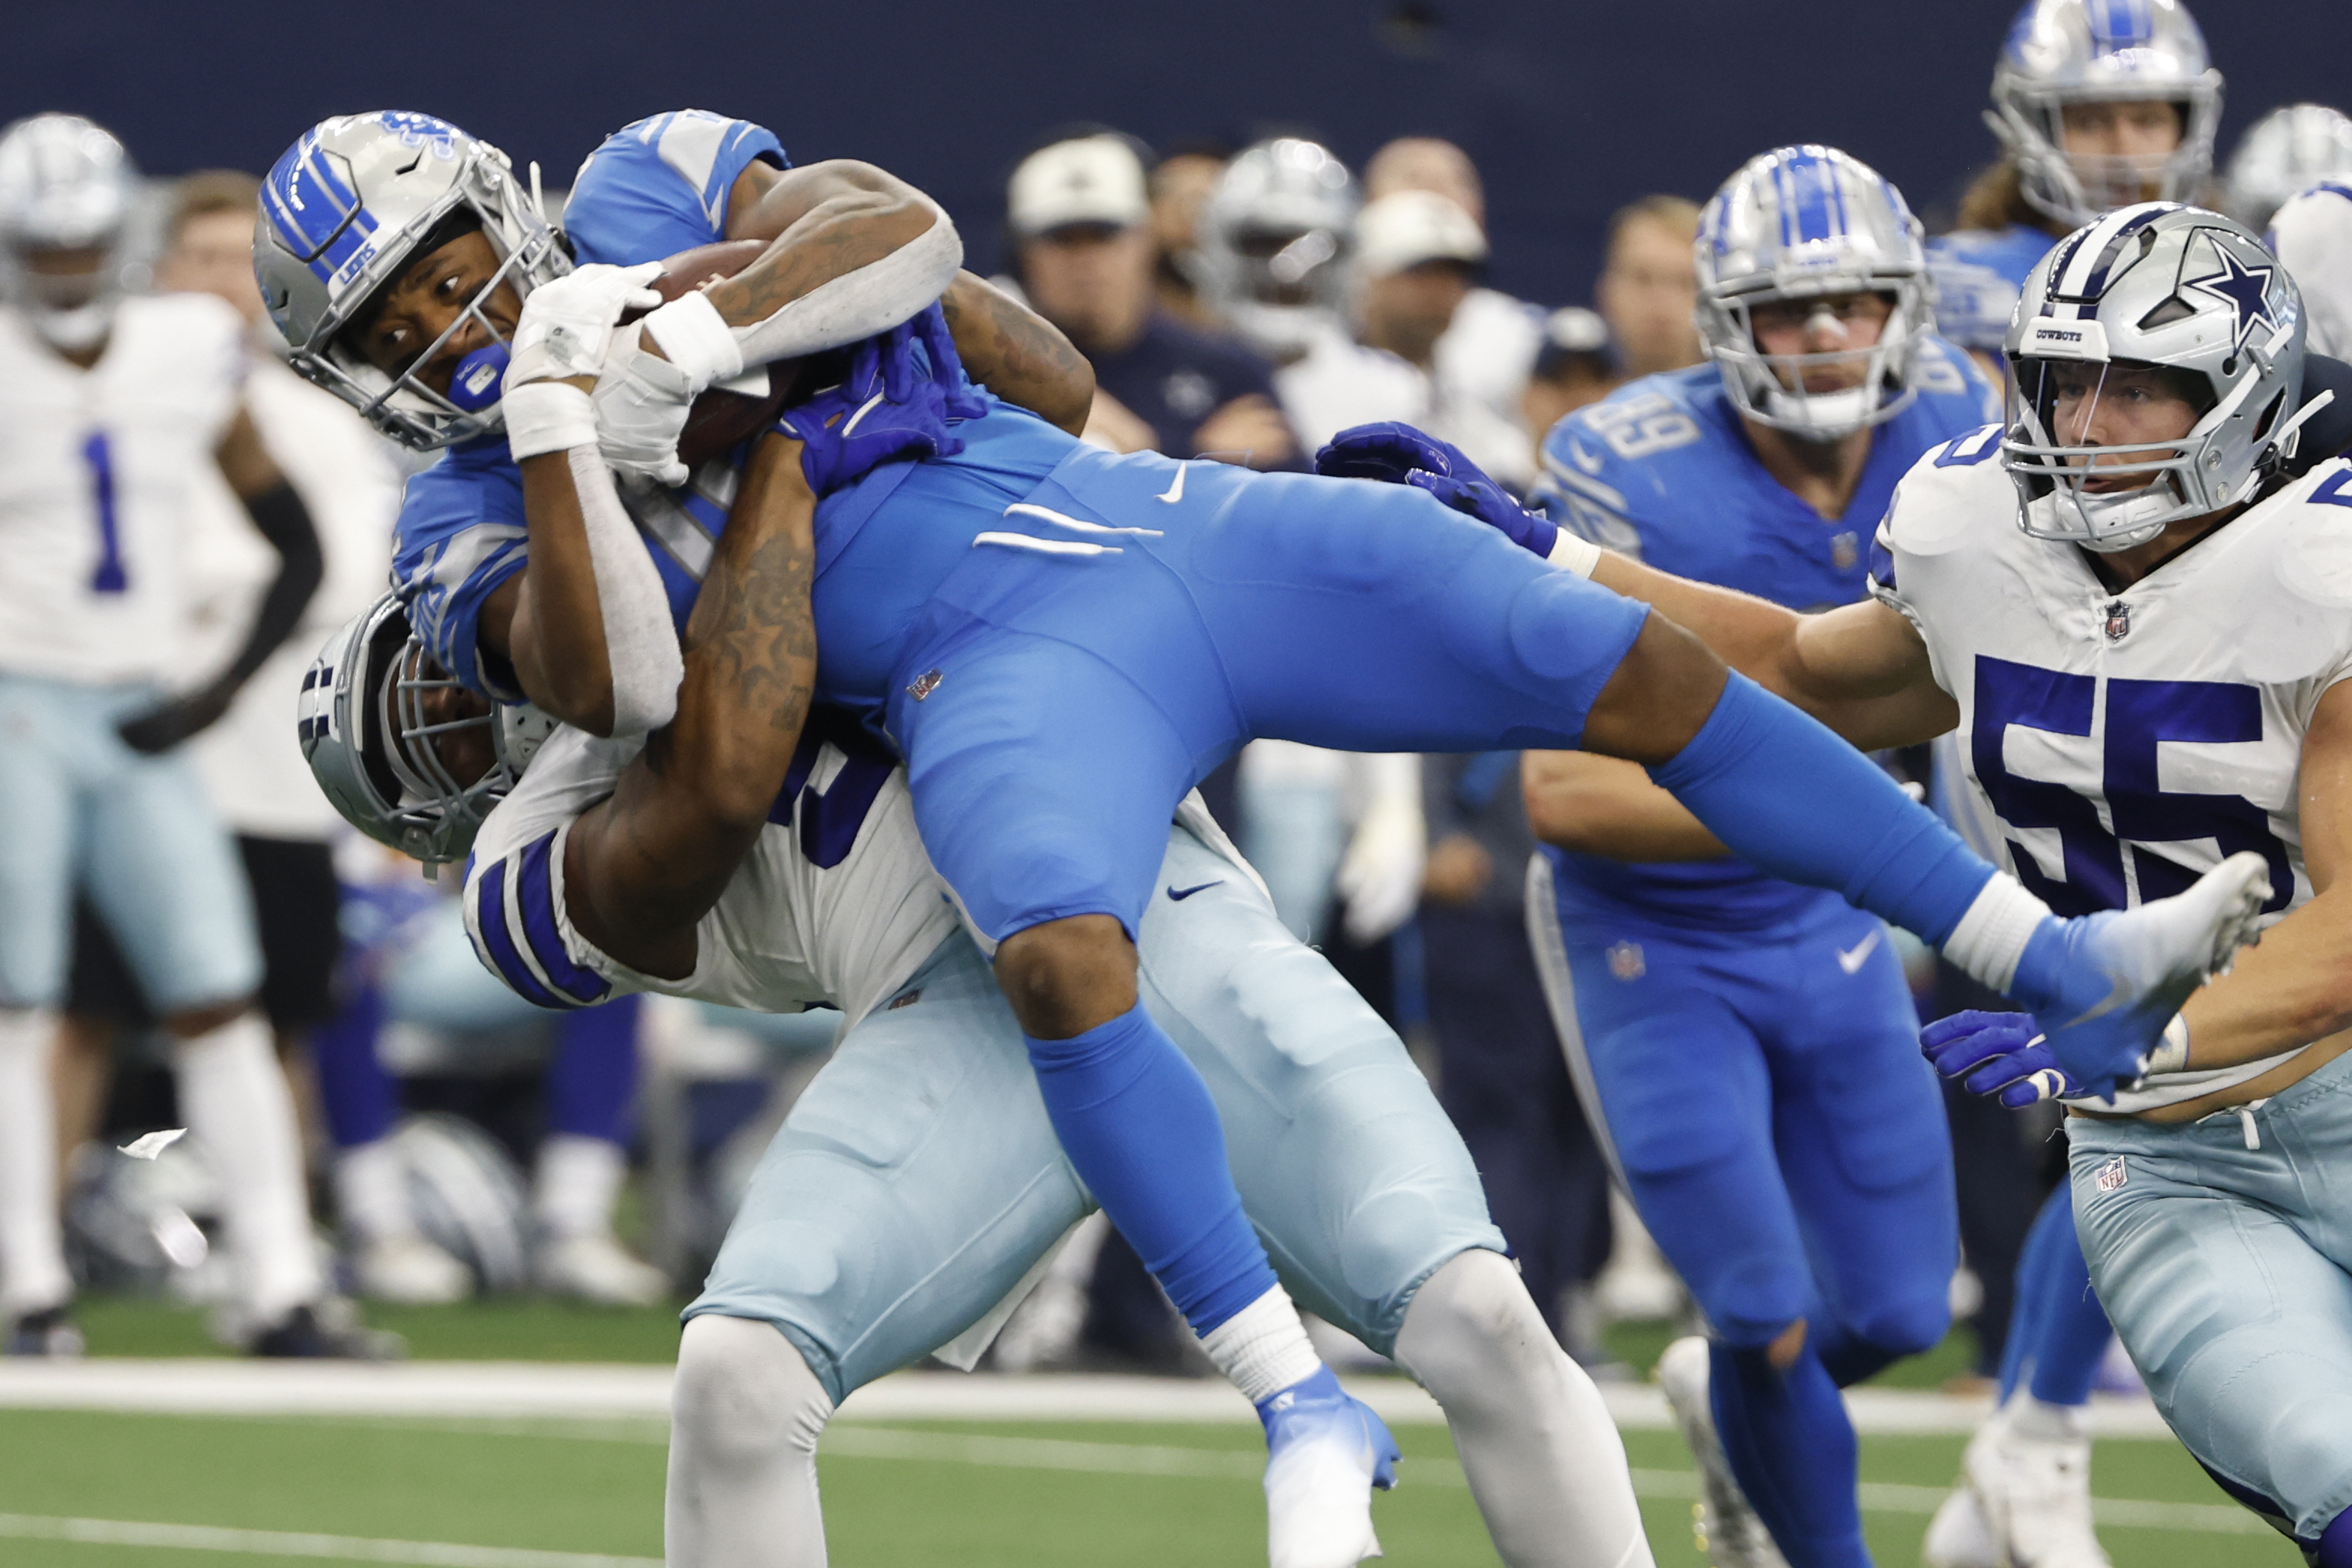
top-left (534, 1231), bottom-right (669, 1306)
top-left (1923, 1483), bottom-right (2003, 1568)
top-left (1657, 1336), bottom-right (1790, 1568)
top-left (1964, 1414), bottom-right (2112, 1568)
top-left (352, 1233), bottom-right (473, 1305)
top-left (1259, 1366), bottom-right (1399, 1568)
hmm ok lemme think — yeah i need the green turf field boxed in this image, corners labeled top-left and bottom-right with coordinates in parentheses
top-left (0, 1406), bottom-right (2283, 1568)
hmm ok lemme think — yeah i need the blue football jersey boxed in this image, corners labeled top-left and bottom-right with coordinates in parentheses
top-left (1528, 342), bottom-right (1997, 933)
top-left (1923, 226), bottom-right (2056, 352)
top-left (391, 109), bottom-right (1076, 700)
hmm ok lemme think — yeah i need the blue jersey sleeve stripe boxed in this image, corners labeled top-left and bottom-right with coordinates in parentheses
top-left (517, 830), bottom-right (612, 1004)
top-left (469, 859), bottom-right (570, 1010)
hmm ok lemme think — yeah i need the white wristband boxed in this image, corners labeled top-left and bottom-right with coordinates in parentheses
top-left (642, 289), bottom-right (744, 393)
top-left (1547, 529), bottom-right (1602, 578)
top-left (2143, 1015), bottom-right (2191, 1076)
top-left (502, 382), bottom-right (597, 462)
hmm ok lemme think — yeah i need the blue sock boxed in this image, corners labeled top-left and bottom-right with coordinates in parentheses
top-left (1649, 673), bottom-right (1993, 946)
top-left (548, 994), bottom-right (642, 1144)
top-left (310, 980), bottom-right (396, 1149)
top-left (2319, 1507), bottom-right (2352, 1568)
top-left (1025, 1001), bottom-right (1278, 1336)
top-left (2000, 1186), bottom-right (2109, 1408)
top-left (1712, 1342), bottom-right (1871, 1568)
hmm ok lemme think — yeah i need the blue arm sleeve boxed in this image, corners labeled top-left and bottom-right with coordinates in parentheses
top-left (392, 444), bottom-right (531, 700)
top-left (564, 110), bottom-right (788, 266)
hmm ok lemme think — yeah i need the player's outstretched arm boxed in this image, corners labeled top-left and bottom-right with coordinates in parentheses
top-left (559, 431), bottom-right (818, 979)
top-left (2168, 678), bottom-right (2352, 1073)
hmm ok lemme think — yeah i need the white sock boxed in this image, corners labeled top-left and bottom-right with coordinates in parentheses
top-left (174, 1010), bottom-right (323, 1324)
top-left (0, 1009), bottom-right (72, 1318)
top-left (1941, 875), bottom-right (2055, 995)
top-left (334, 1139), bottom-right (417, 1246)
top-left (1199, 1285), bottom-right (1325, 1405)
top-left (1394, 1250), bottom-right (1653, 1568)
top-left (534, 1133), bottom-right (626, 1240)
top-left (667, 1313), bottom-right (833, 1568)
top-left (2004, 1391), bottom-right (2090, 1444)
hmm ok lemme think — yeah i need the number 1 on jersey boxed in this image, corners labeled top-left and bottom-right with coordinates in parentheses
top-left (82, 432), bottom-right (128, 594)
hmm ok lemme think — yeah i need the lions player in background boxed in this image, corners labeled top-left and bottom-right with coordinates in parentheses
top-left (0, 115), bottom-right (378, 1358)
top-left (1519, 146), bottom-right (1998, 1568)
top-left (1926, 0), bottom-right (2224, 385)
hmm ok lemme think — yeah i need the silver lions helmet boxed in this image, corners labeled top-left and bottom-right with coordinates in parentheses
top-left (1695, 145), bottom-right (1932, 440)
top-left (2002, 203), bottom-right (2324, 552)
top-left (1989, 0), bottom-right (2224, 231)
top-left (255, 111), bottom-right (567, 450)
top-left (2225, 103), bottom-right (2352, 232)
top-left (0, 113), bottom-right (137, 353)
top-left (1193, 137), bottom-right (1357, 362)
top-left (299, 591), bottom-right (554, 866)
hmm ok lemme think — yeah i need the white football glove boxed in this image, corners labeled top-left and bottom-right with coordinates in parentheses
top-left (1336, 753), bottom-right (1426, 945)
top-left (504, 262), bottom-right (663, 391)
top-left (592, 321), bottom-right (699, 486)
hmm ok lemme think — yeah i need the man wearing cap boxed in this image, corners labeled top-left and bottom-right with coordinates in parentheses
top-left (1007, 133), bottom-right (1299, 469)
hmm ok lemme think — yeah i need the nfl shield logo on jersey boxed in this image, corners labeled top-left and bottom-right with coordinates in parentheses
top-left (2095, 1156), bottom-right (2128, 1193)
top-left (1606, 941), bottom-right (1646, 982)
top-left (2102, 600), bottom-right (2131, 642)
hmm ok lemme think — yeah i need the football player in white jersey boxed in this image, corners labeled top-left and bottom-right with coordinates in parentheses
top-left (0, 115), bottom-right (382, 1358)
top-left (1440, 202), bottom-right (2352, 1560)
top-left (301, 423), bottom-right (1657, 1568)
top-left (2271, 179), bottom-right (2352, 361)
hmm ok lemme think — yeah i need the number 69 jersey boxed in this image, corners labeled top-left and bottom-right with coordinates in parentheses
top-left (462, 714), bottom-right (960, 1030)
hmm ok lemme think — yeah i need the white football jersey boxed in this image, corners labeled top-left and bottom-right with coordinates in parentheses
top-left (1875, 432), bottom-right (2352, 1109)
top-left (0, 294), bottom-right (247, 684)
top-left (2270, 181), bottom-right (2352, 361)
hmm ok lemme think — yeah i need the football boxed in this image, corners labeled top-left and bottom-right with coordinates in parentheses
top-left (628, 238), bottom-right (796, 466)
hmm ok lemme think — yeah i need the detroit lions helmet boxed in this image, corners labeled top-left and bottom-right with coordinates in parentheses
top-left (1989, 0), bottom-right (2224, 231)
top-left (300, 591), bottom-right (555, 866)
top-left (2002, 203), bottom-right (2321, 551)
top-left (1192, 138), bottom-right (1357, 362)
top-left (1695, 146), bottom-right (1932, 439)
top-left (255, 111), bottom-right (568, 450)
top-left (0, 113), bottom-right (138, 353)
top-left (2225, 104), bottom-right (2352, 232)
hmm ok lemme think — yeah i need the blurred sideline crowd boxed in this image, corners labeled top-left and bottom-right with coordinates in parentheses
top-left (1, 37), bottom-right (2349, 1389)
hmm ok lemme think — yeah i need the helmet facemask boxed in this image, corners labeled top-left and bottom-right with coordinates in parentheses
top-left (2003, 354), bottom-right (2238, 549)
top-left (1705, 281), bottom-right (1928, 440)
top-left (1994, 93), bottom-right (2217, 230)
top-left (0, 113), bottom-right (137, 353)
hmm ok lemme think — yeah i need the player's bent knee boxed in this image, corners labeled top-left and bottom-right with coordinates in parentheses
top-left (1848, 1292), bottom-right (1950, 1361)
top-left (1393, 1249), bottom-right (1560, 1387)
top-left (1581, 613), bottom-right (1729, 766)
top-left (994, 914), bottom-right (1138, 1039)
top-left (673, 1314), bottom-right (833, 1463)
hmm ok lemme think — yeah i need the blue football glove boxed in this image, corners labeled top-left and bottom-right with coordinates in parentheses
top-left (777, 321), bottom-right (966, 495)
top-left (1313, 421), bottom-right (1558, 558)
top-left (1919, 1009), bottom-right (2086, 1107)
top-left (878, 302), bottom-right (989, 422)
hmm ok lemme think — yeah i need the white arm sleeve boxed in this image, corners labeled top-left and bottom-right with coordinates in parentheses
top-left (567, 445), bottom-right (684, 736)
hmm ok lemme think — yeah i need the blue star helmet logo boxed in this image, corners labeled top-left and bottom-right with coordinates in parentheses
top-left (2185, 245), bottom-right (2281, 355)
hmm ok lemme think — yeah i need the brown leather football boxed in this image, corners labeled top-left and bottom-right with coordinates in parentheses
top-left (624, 238), bottom-right (794, 466)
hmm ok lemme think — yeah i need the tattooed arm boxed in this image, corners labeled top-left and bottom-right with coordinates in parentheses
top-left (561, 430), bottom-right (818, 979)
top-left (939, 271), bottom-right (1093, 435)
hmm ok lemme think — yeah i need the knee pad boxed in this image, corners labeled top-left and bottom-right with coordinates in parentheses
top-left (674, 1314), bottom-right (833, 1463)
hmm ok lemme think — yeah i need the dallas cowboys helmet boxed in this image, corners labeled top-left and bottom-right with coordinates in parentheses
top-left (0, 113), bottom-right (138, 353)
top-left (1192, 137), bottom-right (1357, 362)
top-left (1989, 0), bottom-right (2224, 231)
top-left (1695, 146), bottom-right (1932, 439)
top-left (2225, 104), bottom-right (2352, 232)
top-left (255, 111), bottom-right (568, 450)
top-left (2003, 203), bottom-right (2323, 551)
top-left (300, 591), bottom-right (555, 866)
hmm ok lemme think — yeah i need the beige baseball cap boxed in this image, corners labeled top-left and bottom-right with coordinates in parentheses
top-left (1354, 190), bottom-right (1488, 278)
top-left (1008, 135), bottom-right (1151, 238)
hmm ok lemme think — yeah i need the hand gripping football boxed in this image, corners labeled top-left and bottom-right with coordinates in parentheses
top-left (625, 239), bottom-right (796, 466)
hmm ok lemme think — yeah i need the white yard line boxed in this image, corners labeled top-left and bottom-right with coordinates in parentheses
top-left (0, 1513), bottom-right (659, 1567)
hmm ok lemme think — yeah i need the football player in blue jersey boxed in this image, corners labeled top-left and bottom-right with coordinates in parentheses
top-left (1928, 0), bottom-right (2224, 384)
top-left (1514, 145), bottom-right (1999, 1568)
top-left (260, 114), bottom-right (2273, 1568)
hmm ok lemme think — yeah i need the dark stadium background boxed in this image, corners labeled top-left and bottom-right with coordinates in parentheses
top-left (8, 0), bottom-right (2339, 312)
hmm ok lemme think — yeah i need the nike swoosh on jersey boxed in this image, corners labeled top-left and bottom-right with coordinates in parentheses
top-left (1157, 462), bottom-right (1187, 504)
top-left (1167, 880), bottom-right (1223, 901)
top-left (1836, 930), bottom-right (1881, 974)
top-left (1567, 441), bottom-right (1604, 475)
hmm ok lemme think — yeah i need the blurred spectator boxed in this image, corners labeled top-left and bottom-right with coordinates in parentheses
top-left (1420, 753), bottom-right (1616, 1369)
top-left (1521, 306), bottom-right (1617, 463)
top-left (1353, 190), bottom-right (1536, 486)
top-left (1008, 133), bottom-right (1297, 468)
top-left (1593, 195), bottom-right (1703, 379)
top-left (1148, 146), bottom-right (1228, 328)
top-left (1364, 137), bottom-right (1546, 456)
